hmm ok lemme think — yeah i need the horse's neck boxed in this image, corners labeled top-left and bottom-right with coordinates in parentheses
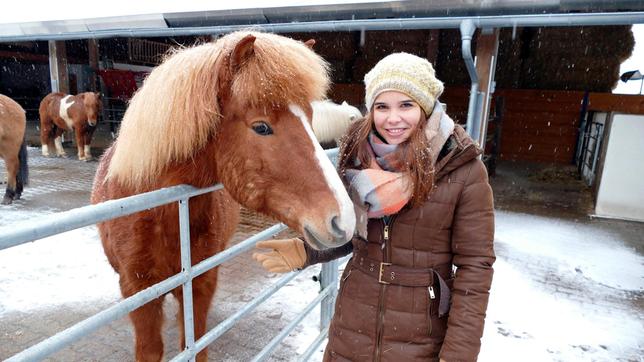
top-left (160, 142), bottom-right (220, 189)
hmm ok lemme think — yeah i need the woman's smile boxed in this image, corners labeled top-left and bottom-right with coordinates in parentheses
top-left (372, 91), bottom-right (422, 145)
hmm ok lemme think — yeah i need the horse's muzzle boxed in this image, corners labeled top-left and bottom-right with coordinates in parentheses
top-left (303, 225), bottom-right (350, 250)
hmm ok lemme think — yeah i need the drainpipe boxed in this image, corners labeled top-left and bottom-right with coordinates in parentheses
top-left (460, 19), bottom-right (480, 139)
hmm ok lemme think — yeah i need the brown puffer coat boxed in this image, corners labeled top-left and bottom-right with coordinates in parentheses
top-left (324, 125), bottom-right (495, 362)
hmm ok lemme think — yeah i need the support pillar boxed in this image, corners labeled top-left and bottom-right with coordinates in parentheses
top-left (473, 28), bottom-right (500, 148)
top-left (88, 39), bottom-right (99, 92)
top-left (48, 40), bottom-right (69, 93)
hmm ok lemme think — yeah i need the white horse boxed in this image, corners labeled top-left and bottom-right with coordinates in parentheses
top-left (312, 100), bottom-right (362, 148)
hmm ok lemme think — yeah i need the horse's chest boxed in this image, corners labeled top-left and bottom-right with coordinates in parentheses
top-left (58, 96), bottom-right (76, 129)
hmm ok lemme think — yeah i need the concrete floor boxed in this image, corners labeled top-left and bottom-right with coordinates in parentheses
top-left (1, 144), bottom-right (643, 361)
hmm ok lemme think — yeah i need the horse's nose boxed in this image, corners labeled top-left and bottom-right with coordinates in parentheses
top-left (329, 215), bottom-right (350, 242)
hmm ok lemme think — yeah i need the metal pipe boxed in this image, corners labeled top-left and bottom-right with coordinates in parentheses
top-left (320, 259), bottom-right (339, 329)
top-left (1, 12), bottom-right (643, 42)
top-left (251, 283), bottom-right (336, 362)
top-left (0, 183), bottom-right (223, 251)
top-left (5, 269), bottom-right (192, 362)
top-left (178, 198), bottom-right (196, 362)
top-left (0, 147), bottom-right (338, 251)
top-left (460, 19), bottom-right (480, 137)
top-left (6, 222), bottom-right (289, 362)
top-left (298, 326), bottom-right (330, 362)
top-left (2, 147), bottom-right (341, 361)
top-left (170, 270), bottom-right (302, 361)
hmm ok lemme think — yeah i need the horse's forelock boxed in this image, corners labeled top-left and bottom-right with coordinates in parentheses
top-left (230, 32), bottom-right (330, 111)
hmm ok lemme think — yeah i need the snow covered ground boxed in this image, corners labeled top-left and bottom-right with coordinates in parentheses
top-left (1, 149), bottom-right (642, 361)
top-left (1, 206), bottom-right (642, 361)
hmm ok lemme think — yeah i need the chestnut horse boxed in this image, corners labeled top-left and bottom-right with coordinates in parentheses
top-left (0, 94), bottom-right (29, 205)
top-left (91, 31), bottom-right (355, 362)
top-left (39, 91), bottom-right (101, 161)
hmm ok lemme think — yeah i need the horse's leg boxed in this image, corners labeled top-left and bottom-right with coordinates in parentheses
top-left (84, 126), bottom-right (96, 161)
top-left (53, 127), bottom-right (67, 157)
top-left (1, 154), bottom-right (19, 205)
top-left (75, 127), bottom-right (86, 161)
top-left (122, 276), bottom-right (166, 362)
top-left (40, 120), bottom-right (52, 157)
top-left (172, 269), bottom-right (218, 362)
top-left (14, 142), bottom-right (28, 200)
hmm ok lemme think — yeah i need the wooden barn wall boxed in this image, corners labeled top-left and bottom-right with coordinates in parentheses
top-left (442, 88), bottom-right (586, 164)
top-left (493, 89), bottom-right (585, 164)
top-left (441, 89), bottom-right (644, 164)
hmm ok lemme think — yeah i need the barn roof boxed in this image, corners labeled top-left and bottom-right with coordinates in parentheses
top-left (1, 0), bottom-right (643, 42)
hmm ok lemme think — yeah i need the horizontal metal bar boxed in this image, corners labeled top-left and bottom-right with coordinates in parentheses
top-left (3, 147), bottom-right (342, 361)
top-left (6, 269), bottom-right (190, 362)
top-left (5, 221), bottom-right (287, 362)
top-left (298, 326), bottom-right (330, 362)
top-left (191, 223), bottom-right (288, 279)
top-left (170, 269), bottom-right (301, 362)
top-left (1, 12), bottom-right (642, 42)
top-left (251, 283), bottom-right (336, 362)
top-left (0, 183), bottom-right (223, 251)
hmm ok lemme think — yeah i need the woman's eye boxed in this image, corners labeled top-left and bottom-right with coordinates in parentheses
top-left (375, 104), bottom-right (388, 110)
top-left (401, 102), bottom-right (414, 108)
top-left (252, 121), bottom-right (273, 136)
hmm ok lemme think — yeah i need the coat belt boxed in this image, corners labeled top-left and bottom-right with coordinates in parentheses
top-left (350, 251), bottom-right (452, 316)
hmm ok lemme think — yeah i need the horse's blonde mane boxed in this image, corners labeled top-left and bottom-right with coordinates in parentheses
top-left (107, 31), bottom-right (330, 190)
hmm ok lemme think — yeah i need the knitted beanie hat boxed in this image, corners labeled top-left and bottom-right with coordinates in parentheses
top-left (364, 52), bottom-right (444, 115)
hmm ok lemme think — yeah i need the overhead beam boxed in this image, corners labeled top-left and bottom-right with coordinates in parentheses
top-left (0, 11), bottom-right (642, 42)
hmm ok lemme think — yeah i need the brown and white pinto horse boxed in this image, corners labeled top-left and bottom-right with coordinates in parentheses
top-left (0, 94), bottom-right (29, 205)
top-left (90, 31), bottom-right (355, 362)
top-left (39, 91), bottom-right (101, 161)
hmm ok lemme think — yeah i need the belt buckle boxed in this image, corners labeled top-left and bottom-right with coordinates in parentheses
top-left (378, 262), bottom-right (392, 284)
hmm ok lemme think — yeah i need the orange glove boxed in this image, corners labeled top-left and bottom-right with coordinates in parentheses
top-left (252, 238), bottom-right (307, 273)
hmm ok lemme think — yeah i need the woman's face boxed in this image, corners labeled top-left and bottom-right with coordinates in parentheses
top-left (372, 91), bottom-right (422, 145)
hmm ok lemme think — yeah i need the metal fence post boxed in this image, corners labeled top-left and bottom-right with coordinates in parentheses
top-left (178, 198), bottom-right (196, 362)
top-left (319, 259), bottom-right (339, 329)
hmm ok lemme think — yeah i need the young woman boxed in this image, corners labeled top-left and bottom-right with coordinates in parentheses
top-left (254, 52), bottom-right (495, 362)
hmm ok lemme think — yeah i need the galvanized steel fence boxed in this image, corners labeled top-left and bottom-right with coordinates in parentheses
top-left (0, 149), bottom-right (343, 362)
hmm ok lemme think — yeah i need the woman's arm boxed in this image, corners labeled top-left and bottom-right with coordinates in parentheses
top-left (302, 239), bottom-right (354, 267)
top-left (440, 159), bottom-right (496, 362)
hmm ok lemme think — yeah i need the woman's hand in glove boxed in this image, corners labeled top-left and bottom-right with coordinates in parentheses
top-left (252, 238), bottom-right (306, 273)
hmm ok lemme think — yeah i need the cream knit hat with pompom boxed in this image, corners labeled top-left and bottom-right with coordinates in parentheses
top-left (364, 52), bottom-right (444, 115)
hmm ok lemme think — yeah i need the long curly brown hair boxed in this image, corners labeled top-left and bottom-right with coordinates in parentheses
top-left (337, 110), bottom-right (435, 208)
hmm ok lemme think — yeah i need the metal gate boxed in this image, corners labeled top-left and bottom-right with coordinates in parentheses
top-left (0, 150), bottom-right (343, 362)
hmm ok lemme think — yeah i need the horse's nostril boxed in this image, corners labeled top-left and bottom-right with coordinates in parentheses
top-left (330, 215), bottom-right (345, 239)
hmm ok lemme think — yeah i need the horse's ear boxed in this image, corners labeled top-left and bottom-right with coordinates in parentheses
top-left (95, 92), bottom-right (101, 99)
top-left (304, 39), bottom-right (315, 49)
top-left (230, 34), bottom-right (256, 73)
top-left (341, 101), bottom-right (348, 106)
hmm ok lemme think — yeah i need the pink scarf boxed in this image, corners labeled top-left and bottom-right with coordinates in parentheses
top-left (344, 133), bottom-right (412, 219)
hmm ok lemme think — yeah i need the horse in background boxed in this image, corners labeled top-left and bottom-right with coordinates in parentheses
top-left (312, 99), bottom-right (362, 149)
top-left (91, 31), bottom-right (355, 362)
top-left (39, 91), bottom-right (101, 161)
top-left (0, 94), bottom-right (29, 205)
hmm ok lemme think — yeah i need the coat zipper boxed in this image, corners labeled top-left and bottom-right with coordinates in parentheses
top-left (374, 216), bottom-right (395, 362)
top-left (428, 285), bottom-right (435, 335)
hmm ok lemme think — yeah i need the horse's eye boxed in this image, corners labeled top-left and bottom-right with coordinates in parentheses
top-left (252, 121), bottom-right (273, 136)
